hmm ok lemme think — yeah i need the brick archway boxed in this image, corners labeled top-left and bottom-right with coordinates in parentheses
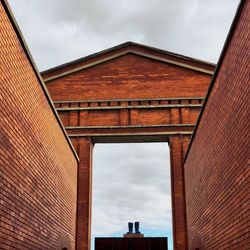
top-left (42, 42), bottom-right (214, 250)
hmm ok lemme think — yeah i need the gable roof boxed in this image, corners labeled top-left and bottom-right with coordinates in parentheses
top-left (41, 41), bottom-right (215, 82)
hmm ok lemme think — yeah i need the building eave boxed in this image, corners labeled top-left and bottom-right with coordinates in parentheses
top-left (41, 41), bottom-right (216, 82)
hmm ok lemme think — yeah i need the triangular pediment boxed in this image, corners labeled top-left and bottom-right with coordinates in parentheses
top-left (42, 42), bottom-right (215, 82)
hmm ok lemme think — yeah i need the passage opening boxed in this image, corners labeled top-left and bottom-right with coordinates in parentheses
top-left (91, 143), bottom-right (173, 250)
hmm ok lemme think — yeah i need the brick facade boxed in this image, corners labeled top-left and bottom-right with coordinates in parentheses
top-left (42, 41), bottom-right (214, 250)
top-left (184, 1), bottom-right (249, 249)
top-left (0, 1), bottom-right (78, 249)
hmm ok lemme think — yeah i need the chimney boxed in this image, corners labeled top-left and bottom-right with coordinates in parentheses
top-left (123, 222), bottom-right (144, 238)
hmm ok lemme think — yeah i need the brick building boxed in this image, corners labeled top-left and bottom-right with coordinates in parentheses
top-left (41, 41), bottom-right (214, 250)
top-left (0, 0), bottom-right (249, 249)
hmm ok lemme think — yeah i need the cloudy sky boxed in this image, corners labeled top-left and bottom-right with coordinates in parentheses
top-left (8, 0), bottom-right (239, 249)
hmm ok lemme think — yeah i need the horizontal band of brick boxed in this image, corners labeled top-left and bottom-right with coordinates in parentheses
top-left (68, 132), bottom-right (193, 143)
top-left (65, 124), bottom-right (195, 129)
top-left (68, 131), bottom-right (193, 138)
top-left (53, 96), bottom-right (205, 104)
top-left (66, 124), bottom-right (194, 136)
top-left (56, 104), bottom-right (202, 111)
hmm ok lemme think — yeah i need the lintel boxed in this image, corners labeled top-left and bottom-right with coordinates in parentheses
top-left (65, 124), bottom-right (195, 130)
top-left (68, 131), bottom-right (193, 143)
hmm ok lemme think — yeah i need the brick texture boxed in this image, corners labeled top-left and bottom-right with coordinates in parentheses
top-left (169, 135), bottom-right (191, 250)
top-left (0, 1), bottom-right (78, 249)
top-left (76, 138), bottom-right (93, 250)
top-left (44, 53), bottom-right (212, 101)
top-left (184, 1), bottom-right (250, 249)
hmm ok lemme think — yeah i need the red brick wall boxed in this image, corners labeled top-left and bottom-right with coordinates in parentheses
top-left (44, 53), bottom-right (212, 101)
top-left (0, 1), bottom-right (78, 249)
top-left (184, 1), bottom-right (250, 249)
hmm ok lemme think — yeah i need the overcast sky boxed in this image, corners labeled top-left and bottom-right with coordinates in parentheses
top-left (8, 0), bottom-right (239, 249)
top-left (93, 143), bottom-right (172, 235)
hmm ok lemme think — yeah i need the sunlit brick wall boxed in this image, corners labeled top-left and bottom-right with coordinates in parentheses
top-left (0, 1), bottom-right (78, 249)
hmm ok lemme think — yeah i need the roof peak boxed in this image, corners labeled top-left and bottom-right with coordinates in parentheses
top-left (41, 41), bottom-right (215, 76)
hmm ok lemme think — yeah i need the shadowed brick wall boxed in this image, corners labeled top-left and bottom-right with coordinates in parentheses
top-left (0, 1), bottom-right (78, 249)
top-left (184, 1), bottom-right (249, 249)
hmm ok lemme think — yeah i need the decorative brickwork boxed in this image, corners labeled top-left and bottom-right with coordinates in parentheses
top-left (0, 1), bottom-right (78, 249)
top-left (184, 1), bottom-right (250, 249)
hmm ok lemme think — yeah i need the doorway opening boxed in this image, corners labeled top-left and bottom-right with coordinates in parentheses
top-left (91, 143), bottom-right (173, 250)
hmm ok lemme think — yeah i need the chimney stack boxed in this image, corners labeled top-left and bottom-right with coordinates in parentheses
top-left (123, 222), bottom-right (144, 238)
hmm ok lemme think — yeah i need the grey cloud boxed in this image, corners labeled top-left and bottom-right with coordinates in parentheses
top-left (92, 143), bottom-right (172, 235)
top-left (9, 0), bottom-right (239, 70)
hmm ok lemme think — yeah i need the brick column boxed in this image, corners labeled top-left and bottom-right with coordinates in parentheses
top-left (76, 137), bottom-right (93, 250)
top-left (169, 135), bottom-right (189, 250)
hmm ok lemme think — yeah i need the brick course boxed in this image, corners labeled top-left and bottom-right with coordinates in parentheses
top-left (0, 1), bottom-right (78, 249)
top-left (184, 1), bottom-right (250, 249)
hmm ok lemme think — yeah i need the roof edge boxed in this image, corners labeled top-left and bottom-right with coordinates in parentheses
top-left (43, 49), bottom-right (215, 83)
top-left (41, 41), bottom-right (215, 78)
top-left (184, 0), bottom-right (245, 164)
top-left (2, 0), bottom-right (79, 162)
